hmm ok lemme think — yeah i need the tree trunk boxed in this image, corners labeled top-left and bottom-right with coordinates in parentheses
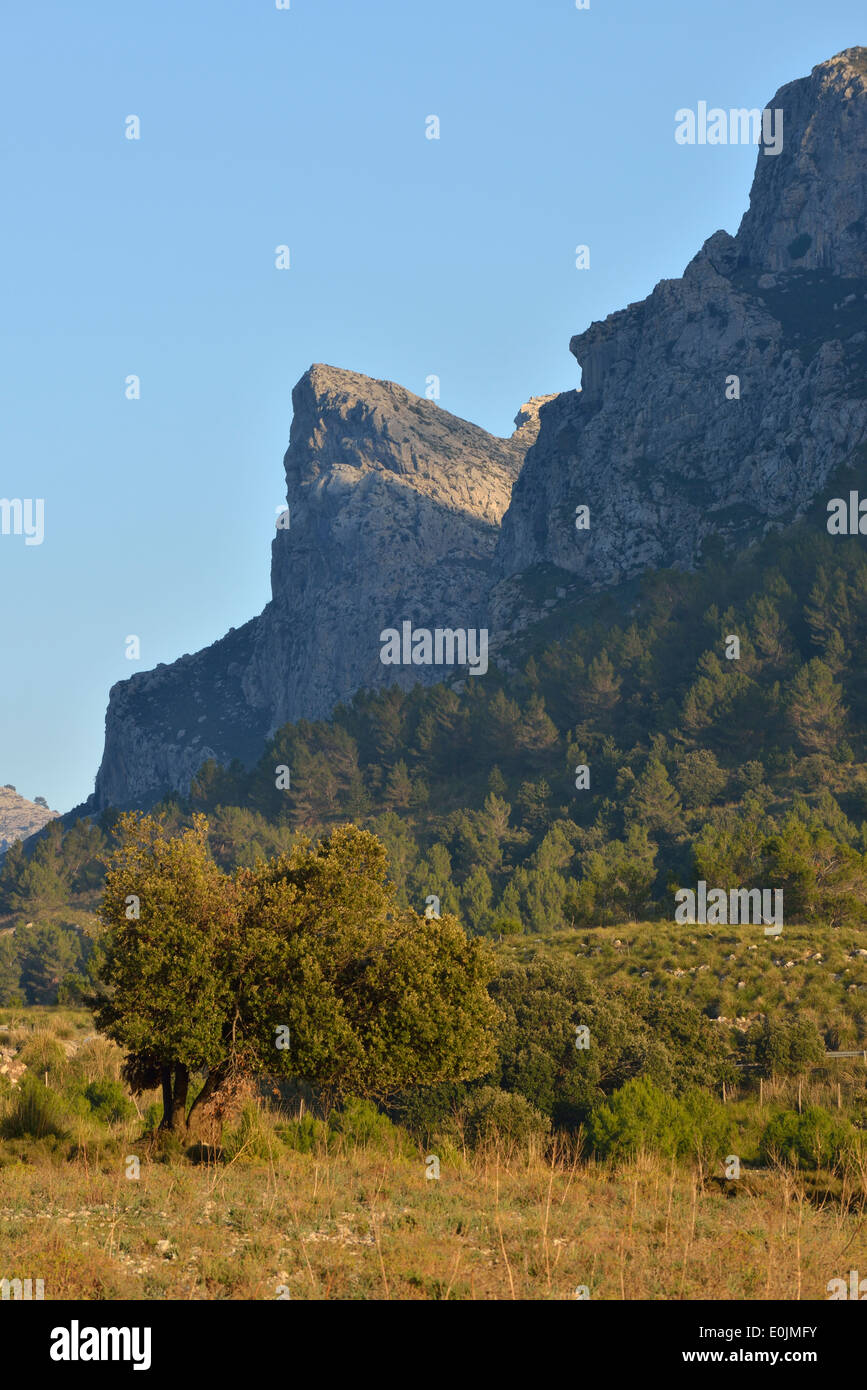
top-left (159, 1066), bottom-right (174, 1130)
top-left (169, 1064), bottom-right (190, 1133)
top-left (185, 1062), bottom-right (229, 1137)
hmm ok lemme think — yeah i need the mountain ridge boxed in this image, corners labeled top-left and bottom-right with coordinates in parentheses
top-left (83, 46), bottom-right (867, 815)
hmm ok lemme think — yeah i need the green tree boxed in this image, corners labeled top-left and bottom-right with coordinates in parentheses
top-left (573, 826), bottom-right (657, 925)
top-left (787, 659), bottom-right (846, 754)
top-left (590, 1078), bottom-right (731, 1165)
top-left (626, 758), bottom-right (683, 834)
top-left (516, 778), bottom-right (551, 834)
top-left (462, 865), bottom-right (494, 933)
top-left (18, 923), bottom-right (81, 1005)
top-left (487, 960), bottom-right (725, 1129)
top-left (673, 749), bottom-right (727, 810)
top-left (517, 695), bottom-right (559, 755)
top-left (741, 1018), bottom-right (824, 1079)
top-left (0, 933), bottom-right (21, 1005)
top-left (760, 1106), bottom-right (854, 1171)
top-left (96, 815), bottom-right (498, 1133)
top-left (384, 760), bottom-right (413, 810)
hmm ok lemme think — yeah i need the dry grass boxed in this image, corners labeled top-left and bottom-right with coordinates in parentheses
top-left (2, 1006), bottom-right (865, 1302)
top-left (1, 1141), bottom-right (864, 1301)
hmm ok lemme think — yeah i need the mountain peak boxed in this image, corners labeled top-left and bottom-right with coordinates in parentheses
top-left (821, 45), bottom-right (867, 78)
top-left (735, 45), bottom-right (867, 277)
top-left (282, 363), bottom-right (525, 519)
top-left (86, 365), bottom-right (544, 811)
top-left (0, 785), bottom-right (59, 852)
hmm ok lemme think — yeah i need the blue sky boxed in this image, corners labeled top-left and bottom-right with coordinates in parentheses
top-left (1, 0), bottom-right (862, 813)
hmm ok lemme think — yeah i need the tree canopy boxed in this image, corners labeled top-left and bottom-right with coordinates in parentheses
top-left (94, 814), bottom-right (499, 1133)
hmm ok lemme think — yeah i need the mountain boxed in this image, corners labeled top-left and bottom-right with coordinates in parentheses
top-left (85, 48), bottom-right (867, 815)
top-left (0, 786), bottom-right (59, 852)
top-left (495, 47), bottom-right (867, 588)
top-left (90, 367), bottom-right (544, 810)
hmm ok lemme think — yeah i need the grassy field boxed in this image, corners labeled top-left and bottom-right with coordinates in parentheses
top-left (2, 911), bottom-right (867, 1304)
top-left (1, 1125), bottom-right (865, 1301)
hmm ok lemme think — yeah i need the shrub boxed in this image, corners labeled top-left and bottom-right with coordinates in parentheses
top-left (589, 1078), bottom-right (731, 1164)
top-left (276, 1112), bottom-right (329, 1153)
top-left (18, 1031), bottom-right (67, 1080)
top-left (0, 1076), bottom-right (69, 1140)
top-left (143, 1102), bottom-right (162, 1133)
top-left (460, 1086), bottom-right (551, 1151)
top-left (153, 1129), bottom-right (186, 1163)
top-left (674, 750), bottom-right (727, 808)
top-left (81, 1078), bottom-right (136, 1125)
top-left (760, 1106), bottom-right (855, 1171)
top-left (487, 960), bottom-right (727, 1129)
top-left (222, 1102), bottom-right (281, 1162)
top-left (329, 1097), bottom-right (412, 1155)
top-left (742, 1019), bottom-right (825, 1079)
top-left (390, 1082), bottom-right (470, 1144)
top-left (490, 917), bottom-right (523, 939)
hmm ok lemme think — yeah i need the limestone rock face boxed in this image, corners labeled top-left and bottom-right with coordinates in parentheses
top-left (91, 368), bottom-right (531, 810)
top-left (0, 785), bottom-right (58, 851)
top-left (92, 621), bottom-right (266, 812)
top-left (736, 48), bottom-right (867, 279)
top-left (87, 48), bottom-right (867, 813)
top-left (243, 365), bottom-right (527, 737)
top-left (495, 48), bottom-right (867, 587)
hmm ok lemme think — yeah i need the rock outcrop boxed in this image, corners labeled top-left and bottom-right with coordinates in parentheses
top-left (495, 48), bottom-right (867, 587)
top-left (736, 47), bottom-right (867, 279)
top-left (0, 786), bottom-right (58, 852)
top-left (90, 369), bottom-right (535, 810)
top-left (86, 48), bottom-right (867, 813)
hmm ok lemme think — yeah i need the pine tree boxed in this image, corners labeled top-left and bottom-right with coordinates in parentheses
top-left (626, 758), bottom-right (683, 835)
top-left (787, 659), bottom-right (847, 754)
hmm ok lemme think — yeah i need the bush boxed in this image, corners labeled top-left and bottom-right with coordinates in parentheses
top-left (390, 1082), bottom-right (470, 1144)
top-left (222, 1102), bottom-right (281, 1162)
top-left (742, 1019), bottom-right (825, 1079)
top-left (487, 960), bottom-right (727, 1130)
top-left (153, 1129), bottom-right (186, 1163)
top-left (674, 750), bottom-right (727, 808)
top-left (490, 917), bottom-right (523, 939)
top-left (329, 1097), bottom-right (412, 1155)
top-left (589, 1078), bottom-right (731, 1164)
top-left (460, 1086), bottom-right (551, 1151)
top-left (18, 1031), bottom-right (67, 1080)
top-left (0, 1076), bottom-right (69, 1140)
top-left (276, 1112), bottom-right (329, 1153)
top-left (81, 1078), bottom-right (135, 1125)
top-left (760, 1106), bottom-right (855, 1171)
top-left (143, 1102), bottom-right (162, 1132)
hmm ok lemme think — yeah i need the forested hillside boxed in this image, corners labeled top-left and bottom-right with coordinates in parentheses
top-left (4, 520), bottom-right (867, 1037)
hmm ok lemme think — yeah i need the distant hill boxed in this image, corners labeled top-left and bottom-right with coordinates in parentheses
top-left (0, 785), bottom-right (59, 852)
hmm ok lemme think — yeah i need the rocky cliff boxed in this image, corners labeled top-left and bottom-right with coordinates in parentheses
top-left (496, 48), bottom-right (867, 587)
top-left (87, 48), bottom-right (867, 813)
top-left (90, 369), bottom-right (540, 809)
